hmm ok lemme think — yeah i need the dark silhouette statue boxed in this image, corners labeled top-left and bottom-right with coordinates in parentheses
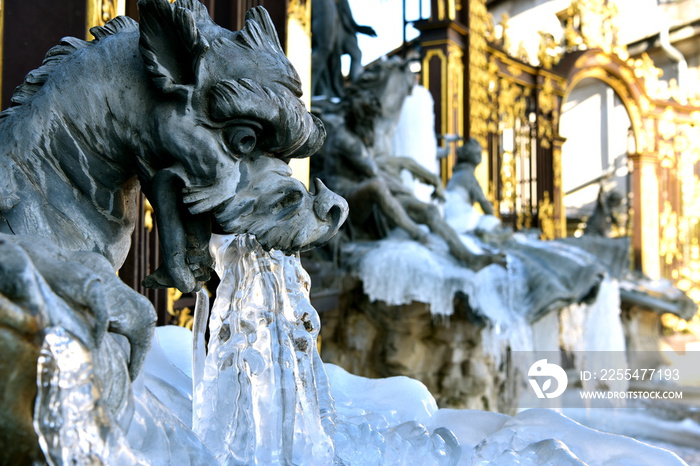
top-left (311, 0), bottom-right (376, 98)
top-left (584, 187), bottom-right (623, 237)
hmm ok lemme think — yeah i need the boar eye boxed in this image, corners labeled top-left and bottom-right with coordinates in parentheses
top-left (278, 190), bottom-right (303, 209)
top-left (225, 125), bottom-right (257, 156)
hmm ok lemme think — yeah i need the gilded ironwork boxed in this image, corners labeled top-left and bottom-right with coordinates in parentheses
top-left (516, 201), bottom-right (533, 230)
top-left (423, 48), bottom-right (449, 183)
top-left (446, 42), bottom-right (465, 181)
top-left (288, 0), bottom-right (311, 31)
top-left (658, 107), bottom-right (678, 169)
top-left (436, 0), bottom-right (457, 21)
top-left (627, 53), bottom-right (688, 104)
top-left (537, 77), bottom-right (557, 149)
top-left (565, 0), bottom-right (621, 55)
top-left (469, 0), bottom-right (491, 149)
top-left (498, 78), bottom-right (526, 122)
top-left (422, 48), bottom-right (447, 97)
top-left (671, 122), bottom-right (700, 307)
top-left (676, 240), bottom-right (700, 304)
top-left (166, 287), bottom-right (182, 317)
top-left (553, 139), bottom-right (565, 237)
top-left (537, 32), bottom-right (561, 70)
top-left (464, 0), bottom-right (699, 311)
top-left (143, 198), bottom-right (154, 232)
top-left (515, 42), bottom-right (530, 64)
top-left (485, 12), bottom-right (496, 42)
top-left (538, 192), bottom-right (556, 240)
top-left (497, 13), bottom-right (511, 54)
top-left (500, 142), bottom-right (516, 212)
top-left (177, 307), bottom-right (194, 329)
top-left (166, 287), bottom-right (194, 329)
top-left (659, 201), bottom-right (680, 266)
top-left (87, 0), bottom-right (125, 37)
top-left (563, 5), bottom-right (583, 51)
top-left (552, 140), bottom-right (562, 191)
top-left (486, 59), bottom-right (500, 133)
top-left (495, 75), bottom-right (527, 222)
top-left (639, 161), bottom-right (661, 279)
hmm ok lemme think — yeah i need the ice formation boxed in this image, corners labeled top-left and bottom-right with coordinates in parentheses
top-left (192, 234), bottom-right (335, 464)
top-left (142, 327), bottom-right (691, 466)
top-left (191, 234), bottom-right (459, 465)
top-left (34, 327), bottom-right (138, 465)
top-left (32, 234), bottom-right (693, 465)
top-left (392, 85), bottom-right (440, 204)
top-left (559, 278), bottom-right (629, 394)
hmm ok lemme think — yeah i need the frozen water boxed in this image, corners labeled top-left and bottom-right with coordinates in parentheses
top-left (34, 327), bottom-right (143, 466)
top-left (33, 234), bottom-right (692, 465)
top-left (34, 327), bottom-right (220, 465)
top-left (192, 234), bottom-right (335, 465)
top-left (563, 408), bottom-right (700, 451)
top-left (532, 311), bottom-right (561, 352)
top-left (560, 278), bottom-right (628, 393)
top-left (392, 85), bottom-right (440, 204)
top-left (560, 278), bottom-right (625, 354)
top-left (345, 229), bottom-right (528, 320)
top-left (464, 409), bottom-right (685, 466)
top-left (145, 324), bottom-right (692, 465)
top-left (345, 230), bottom-right (479, 317)
top-left (328, 364), bottom-right (460, 465)
top-left (444, 190), bottom-right (502, 234)
top-left (424, 407), bottom-right (689, 465)
top-left (191, 234), bottom-right (459, 465)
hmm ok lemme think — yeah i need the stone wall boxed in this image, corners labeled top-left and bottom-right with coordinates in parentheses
top-left (319, 276), bottom-right (522, 413)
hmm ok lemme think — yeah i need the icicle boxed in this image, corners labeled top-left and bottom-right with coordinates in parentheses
top-left (191, 287), bottom-right (209, 429)
top-left (192, 234), bottom-right (335, 465)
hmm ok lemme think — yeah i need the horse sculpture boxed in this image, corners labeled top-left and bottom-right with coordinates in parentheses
top-left (0, 0), bottom-right (347, 462)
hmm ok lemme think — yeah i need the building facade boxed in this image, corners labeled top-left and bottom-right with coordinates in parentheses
top-left (412, 0), bottom-right (700, 313)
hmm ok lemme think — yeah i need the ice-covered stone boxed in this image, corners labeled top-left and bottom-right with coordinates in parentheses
top-left (33, 234), bottom-right (693, 465)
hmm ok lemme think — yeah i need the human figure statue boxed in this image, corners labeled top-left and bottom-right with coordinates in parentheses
top-left (443, 138), bottom-right (502, 234)
top-left (584, 187), bottom-right (623, 237)
top-left (324, 88), bottom-right (504, 270)
top-left (311, 0), bottom-right (377, 98)
top-left (447, 139), bottom-right (495, 215)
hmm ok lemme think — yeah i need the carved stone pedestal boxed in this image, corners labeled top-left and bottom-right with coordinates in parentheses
top-left (319, 276), bottom-right (520, 413)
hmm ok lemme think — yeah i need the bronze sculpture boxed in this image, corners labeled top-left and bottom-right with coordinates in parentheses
top-left (446, 138), bottom-right (496, 217)
top-left (584, 187), bottom-right (623, 237)
top-left (0, 1), bottom-right (347, 462)
top-left (311, 0), bottom-right (376, 98)
top-left (322, 60), bottom-right (505, 270)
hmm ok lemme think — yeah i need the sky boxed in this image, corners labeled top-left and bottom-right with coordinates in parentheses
top-left (346, 0), bottom-right (426, 66)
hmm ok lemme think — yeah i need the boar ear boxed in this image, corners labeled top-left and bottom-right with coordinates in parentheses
top-left (138, 0), bottom-right (209, 95)
top-left (242, 7), bottom-right (285, 55)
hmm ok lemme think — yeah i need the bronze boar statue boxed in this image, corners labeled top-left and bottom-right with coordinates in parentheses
top-left (0, 0), bottom-right (347, 462)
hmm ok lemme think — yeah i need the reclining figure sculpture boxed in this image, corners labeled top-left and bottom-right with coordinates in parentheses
top-left (0, 0), bottom-right (347, 462)
top-left (322, 60), bottom-right (505, 270)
